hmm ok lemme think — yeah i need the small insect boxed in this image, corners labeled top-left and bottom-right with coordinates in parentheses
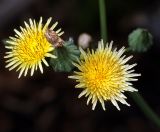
top-left (45, 29), bottom-right (64, 48)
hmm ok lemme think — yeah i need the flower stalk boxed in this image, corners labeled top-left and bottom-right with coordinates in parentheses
top-left (130, 92), bottom-right (160, 127)
top-left (99, 0), bottom-right (107, 43)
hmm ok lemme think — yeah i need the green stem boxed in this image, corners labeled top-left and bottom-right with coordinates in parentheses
top-left (130, 92), bottom-right (160, 128)
top-left (99, 0), bottom-right (107, 43)
top-left (126, 49), bottom-right (160, 124)
top-left (126, 47), bottom-right (160, 128)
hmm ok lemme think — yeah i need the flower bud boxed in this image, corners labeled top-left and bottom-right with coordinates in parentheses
top-left (128, 28), bottom-right (153, 52)
top-left (78, 33), bottom-right (92, 49)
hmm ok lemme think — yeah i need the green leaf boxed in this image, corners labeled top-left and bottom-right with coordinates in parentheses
top-left (50, 38), bottom-right (80, 72)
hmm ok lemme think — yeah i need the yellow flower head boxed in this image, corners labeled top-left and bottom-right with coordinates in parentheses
top-left (69, 40), bottom-right (140, 111)
top-left (5, 17), bottom-right (64, 78)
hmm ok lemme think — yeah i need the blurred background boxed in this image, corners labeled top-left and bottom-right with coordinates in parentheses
top-left (0, 0), bottom-right (160, 132)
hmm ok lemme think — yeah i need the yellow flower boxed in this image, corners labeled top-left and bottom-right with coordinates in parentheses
top-left (69, 40), bottom-right (140, 111)
top-left (5, 17), bottom-right (64, 78)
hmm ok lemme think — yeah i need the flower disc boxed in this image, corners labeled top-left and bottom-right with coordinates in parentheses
top-left (69, 40), bottom-right (140, 110)
top-left (5, 17), bottom-right (64, 78)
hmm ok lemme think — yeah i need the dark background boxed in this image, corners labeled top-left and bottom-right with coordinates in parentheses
top-left (0, 0), bottom-right (160, 132)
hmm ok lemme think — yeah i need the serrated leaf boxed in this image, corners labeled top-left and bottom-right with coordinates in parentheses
top-left (50, 38), bottom-right (80, 72)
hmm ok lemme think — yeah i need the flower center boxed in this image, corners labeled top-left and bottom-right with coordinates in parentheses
top-left (82, 51), bottom-right (125, 99)
top-left (14, 30), bottom-right (51, 64)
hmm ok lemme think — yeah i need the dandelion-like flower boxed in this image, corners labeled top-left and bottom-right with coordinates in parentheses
top-left (69, 40), bottom-right (140, 111)
top-left (5, 17), bottom-right (64, 78)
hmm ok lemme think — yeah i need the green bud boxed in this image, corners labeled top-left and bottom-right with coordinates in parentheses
top-left (128, 28), bottom-right (153, 52)
top-left (50, 38), bottom-right (80, 72)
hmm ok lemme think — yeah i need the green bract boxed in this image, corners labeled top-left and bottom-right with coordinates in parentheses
top-left (50, 38), bottom-right (80, 72)
top-left (128, 28), bottom-right (153, 52)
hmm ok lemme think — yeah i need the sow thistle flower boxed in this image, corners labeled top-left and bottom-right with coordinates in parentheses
top-left (4, 17), bottom-right (64, 78)
top-left (69, 40), bottom-right (140, 111)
